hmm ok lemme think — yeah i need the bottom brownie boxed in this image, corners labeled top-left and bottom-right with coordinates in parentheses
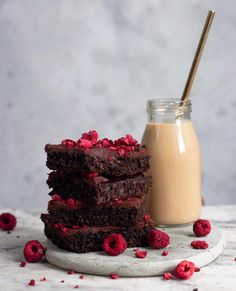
top-left (41, 214), bottom-right (154, 253)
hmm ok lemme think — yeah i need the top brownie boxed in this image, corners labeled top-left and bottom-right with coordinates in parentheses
top-left (45, 131), bottom-right (150, 176)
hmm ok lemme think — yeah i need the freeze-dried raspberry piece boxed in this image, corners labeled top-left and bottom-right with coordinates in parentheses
top-left (191, 240), bottom-right (209, 249)
top-left (19, 261), bottom-right (26, 267)
top-left (193, 219), bottom-right (211, 237)
top-left (110, 273), bottom-right (120, 279)
top-left (135, 249), bottom-right (147, 258)
top-left (77, 130), bottom-right (98, 148)
top-left (66, 198), bottom-right (76, 208)
top-left (54, 223), bottom-right (63, 230)
top-left (40, 277), bottom-right (46, 281)
top-left (103, 233), bottom-right (127, 256)
top-left (174, 260), bottom-right (196, 280)
top-left (83, 172), bottom-right (99, 178)
top-left (61, 227), bottom-right (68, 237)
top-left (74, 285), bottom-right (79, 289)
top-left (23, 240), bottom-right (44, 263)
top-left (162, 250), bottom-right (168, 256)
top-left (143, 214), bottom-right (152, 223)
top-left (61, 139), bottom-right (77, 148)
top-left (163, 272), bottom-right (172, 280)
top-left (147, 229), bottom-right (170, 249)
top-left (194, 267), bottom-right (200, 272)
top-left (51, 194), bottom-right (63, 201)
top-left (79, 274), bottom-right (85, 279)
top-left (0, 212), bottom-right (17, 231)
top-left (114, 134), bottom-right (138, 146)
top-left (96, 138), bottom-right (113, 148)
top-left (68, 270), bottom-right (75, 274)
top-left (28, 279), bottom-right (36, 286)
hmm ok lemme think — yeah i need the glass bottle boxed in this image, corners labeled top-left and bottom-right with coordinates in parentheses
top-left (141, 99), bottom-right (202, 226)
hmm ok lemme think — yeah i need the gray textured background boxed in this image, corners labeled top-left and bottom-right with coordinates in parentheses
top-left (0, 0), bottom-right (235, 208)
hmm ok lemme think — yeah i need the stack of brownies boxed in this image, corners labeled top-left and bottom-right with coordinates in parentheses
top-left (41, 130), bottom-right (154, 253)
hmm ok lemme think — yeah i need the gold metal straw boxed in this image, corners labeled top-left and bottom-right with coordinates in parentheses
top-left (180, 10), bottom-right (215, 103)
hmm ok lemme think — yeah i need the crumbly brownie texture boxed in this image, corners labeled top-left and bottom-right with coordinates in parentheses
top-left (47, 171), bottom-right (152, 204)
top-left (45, 144), bottom-right (150, 176)
top-left (41, 214), bottom-right (155, 253)
top-left (46, 195), bottom-right (147, 227)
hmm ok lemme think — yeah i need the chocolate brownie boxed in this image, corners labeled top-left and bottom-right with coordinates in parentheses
top-left (45, 144), bottom-right (150, 176)
top-left (41, 214), bottom-right (155, 253)
top-left (45, 196), bottom-right (147, 227)
top-left (47, 171), bottom-right (152, 204)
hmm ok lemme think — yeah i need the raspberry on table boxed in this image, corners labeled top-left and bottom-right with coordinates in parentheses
top-left (103, 233), bottom-right (127, 256)
top-left (110, 273), bottom-right (120, 279)
top-left (162, 250), bottom-right (169, 256)
top-left (23, 240), bottom-right (45, 263)
top-left (147, 229), bottom-right (170, 249)
top-left (19, 261), bottom-right (26, 267)
top-left (0, 212), bottom-right (17, 231)
top-left (191, 240), bottom-right (209, 249)
top-left (193, 219), bottom-right (211, 237)
top-left (174, 260), bottom-right (196, 280)
top-left (163, 272), bottom-right (172, 280)
top-left (28, 279), bottom-right (36, 286)
top-left (135, 249), bottom-right (147, 258)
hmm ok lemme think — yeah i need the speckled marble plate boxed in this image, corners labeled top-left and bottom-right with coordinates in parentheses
top-left (45, 224), bottom-right (225, 277)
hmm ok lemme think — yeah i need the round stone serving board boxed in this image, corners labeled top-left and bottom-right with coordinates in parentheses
top-left (45, 224), bottom-right (225, 277)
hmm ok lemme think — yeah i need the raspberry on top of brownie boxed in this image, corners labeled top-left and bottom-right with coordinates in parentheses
top-left (45, 131), bottom-right (150, 176)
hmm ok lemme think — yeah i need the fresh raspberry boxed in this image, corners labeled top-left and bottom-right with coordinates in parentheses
top-left (77, 130), bottom-right (98, 148)
top-left (135, 249), bottom-right (147, 258)
top-left (19, 261), bottom-right (26, 267)
top-left (147, 229), bottom-right (170, 249)
top-left (103, 233), bottom-right (127, 256)
top-left (174, 260), bottom-right (196, 280)
top-left (61, 139), bottom-right (77, 148)
top-left (51, 194), bottom-right (63, 201)
top-left (74, 285), bottom-right (79, 289)
top-left (67, 270), bottom-right (75, 275)
top-left (110, 273), bottom-right (120, 279)
top-left (163, 272), bottom-right (172, 280)
top-left (191, 240), bottom-right (209, 249)
top-left (162, 250), bottom-right (169, 256)
top-left (66, 198), bottom-right (76, 208)
top-left (0, 212), bottom-right (17, 231)
top-left (28, 279), bottom-right (36, 286)
top-left (193, 219), bottom-right (211, 237)
top-left (23, 240), bottom-right (45, 263)
top-left (79, 274), bottom-right (85, 279)
top-left (40, 277), bottom-right (46, 281)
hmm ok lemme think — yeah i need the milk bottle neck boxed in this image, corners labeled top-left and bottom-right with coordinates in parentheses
top-left (147, 99), bottom-right (192, 123)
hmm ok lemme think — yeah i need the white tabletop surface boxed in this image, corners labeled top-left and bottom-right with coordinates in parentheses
top-left (0, 205), bottom-right (236, 291)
